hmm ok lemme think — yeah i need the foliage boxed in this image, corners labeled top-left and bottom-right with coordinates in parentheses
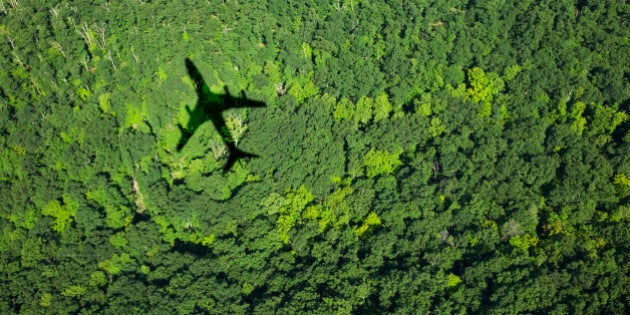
top-left (363, 148), bottom-right (402, 178)
top-left (0, 0), bottom-right (628, 313)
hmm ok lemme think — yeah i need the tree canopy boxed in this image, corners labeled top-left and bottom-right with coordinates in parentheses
top-left (1, 0), bottom-right (629, 313)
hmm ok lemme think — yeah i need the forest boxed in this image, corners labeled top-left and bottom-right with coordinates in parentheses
top-left (0, 0), bottom-right (629, 313)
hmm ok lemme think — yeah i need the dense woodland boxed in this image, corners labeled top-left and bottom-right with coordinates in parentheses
top-left (1, 0), bottom-right (629, 313)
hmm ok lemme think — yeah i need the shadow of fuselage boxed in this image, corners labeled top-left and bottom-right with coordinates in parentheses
top-left (177, 58), bottom-right (266, 172)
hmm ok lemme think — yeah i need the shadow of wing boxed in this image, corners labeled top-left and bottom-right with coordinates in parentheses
top-left (221, 86), bottom-right (267, 109)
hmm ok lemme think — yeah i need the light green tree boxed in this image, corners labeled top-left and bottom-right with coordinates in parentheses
top-left (363, 148), bottom-right (403, 178)
top-left (355, 96), bottom-right (373, 126)
top-left (224, 111), bottom-right (248, 147)
top-left (98, 253), bottom-right (134, 276)
top-left (373, 93), bottom-right (393, 122)
top-left (466, 67), bottom-right (504, 118)
top-left (41, 195), bottom-right (79, 233)
top-left (288, 72), bottom-right (319, 103)
top-left (333, 97), bottom-right (355, 121)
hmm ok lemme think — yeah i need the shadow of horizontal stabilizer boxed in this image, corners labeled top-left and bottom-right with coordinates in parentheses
top-left (177, 58), bottom-right (266, 172)
top-left (223, 143), bottom-right (259, 173)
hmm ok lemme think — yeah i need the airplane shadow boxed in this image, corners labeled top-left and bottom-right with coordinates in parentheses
top-left (177, 58), bottom-right (266, 172)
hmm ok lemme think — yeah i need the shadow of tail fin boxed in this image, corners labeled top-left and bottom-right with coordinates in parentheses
top-left (223, 145), bottom-right (258, 172)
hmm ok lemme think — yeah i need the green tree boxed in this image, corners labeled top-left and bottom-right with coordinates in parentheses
top-left (373, 93), bottom-right (392, 122)
top-left (41, 195), bottom-right (79, 233)
top-left (355, 96), bottom-right (373, 126)
top-left (363, 148), bottom-right (403, 178)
